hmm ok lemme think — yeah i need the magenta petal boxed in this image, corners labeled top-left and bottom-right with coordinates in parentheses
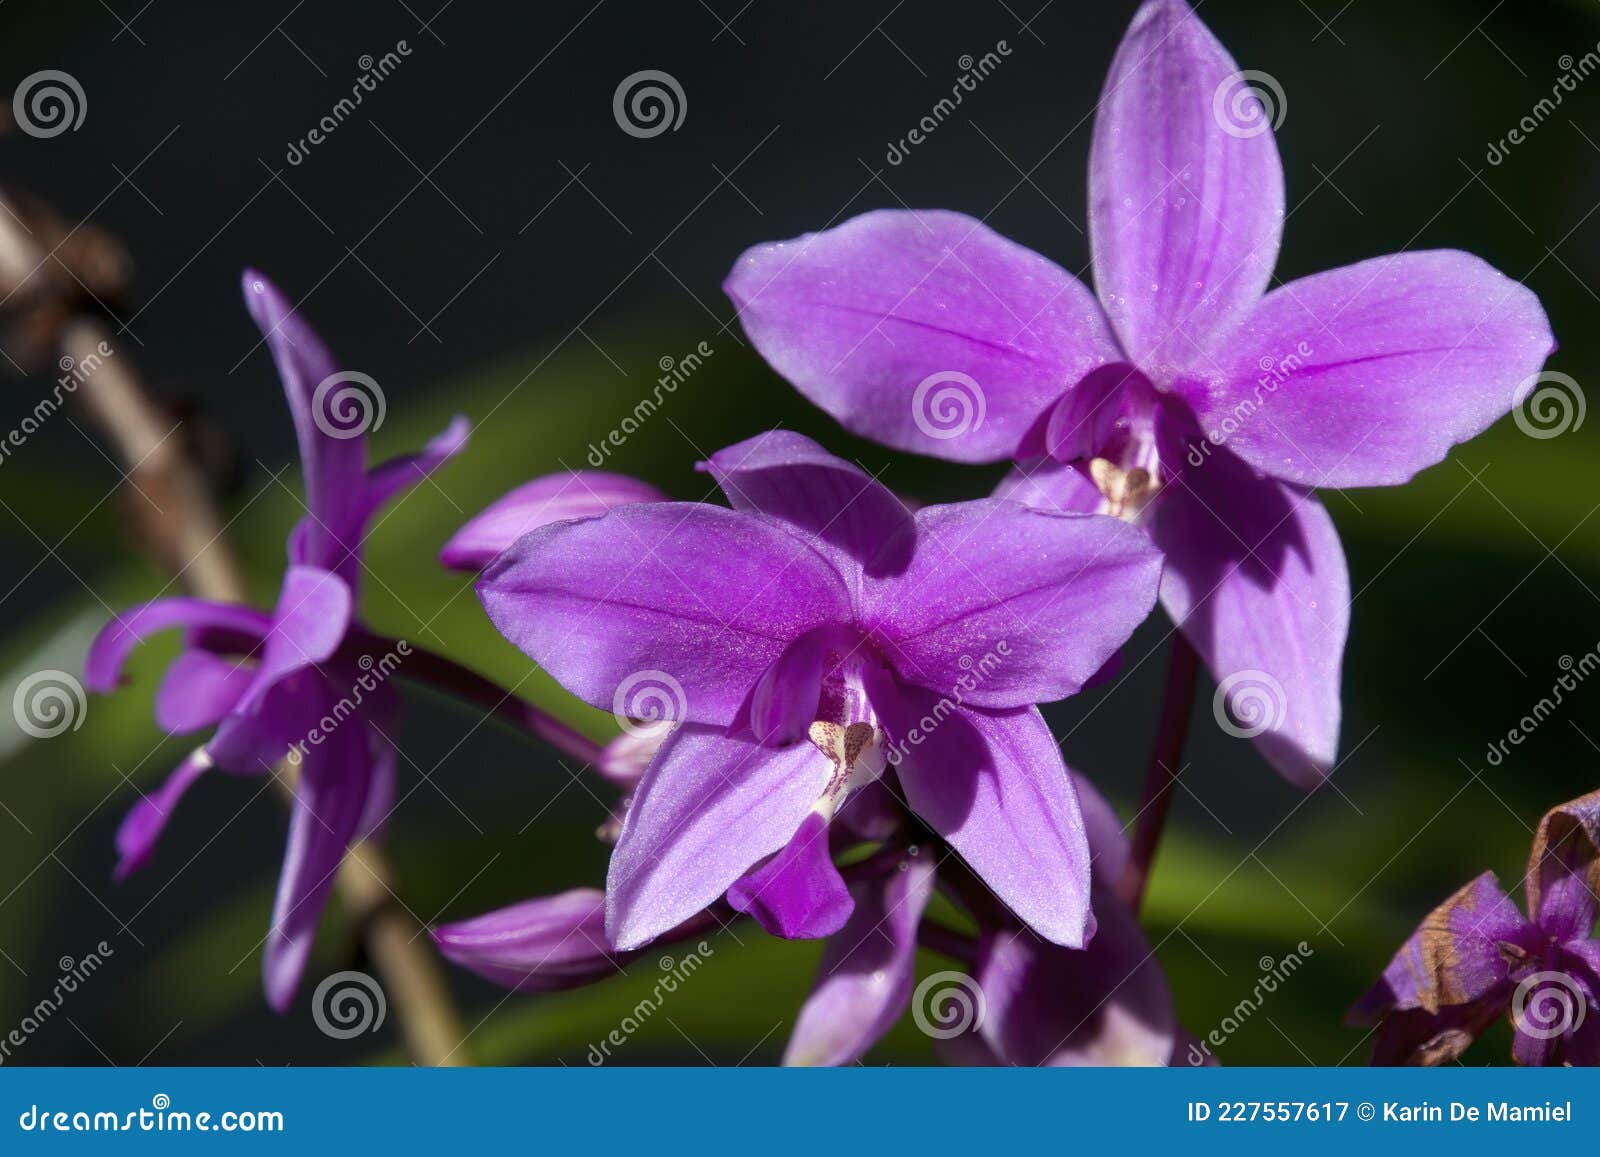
top-left (725, 209), bottom-right (1119, 463)
top-left (237, 566), bottom-right (353, 714)
top-left (242, 271), bottom-right (366, 565)
top-left (113, 750), bottom-right (210, 881)
top-left (701, 431), bottom-right (915, 579)
top-left (784, 851), bottom-right (935, 1066)
top-left (479, 502), bottom-right (850, 726)
top-left (154, 651), bottom-right (257, 734)
top-left (86, 599), bottom-right (271, 693)
top-left (605, 724), bottom-right (830, 950)
top-left (440, 470), bottom-right (668, 571)
top-left (867, 500), bottom-right (1162, 709)
top-left (1186, 251), bottom-right (1555, 488)
top-left (993, 459), bottom-right (1104, 515)
top-left (1073, 771), bottom-right (1131, 891)
top-left (1152, 450), bottom-right (1348, 787)
top-left (877, 682), bottom-right (1093, 948)
top-left (356, 734), bottom-right (397, 843)
top-left (262, 722), bottom-right (372, 1012)
top-left (1350, 871), bottom-right (1535, 1024)
top-left (433, 888), bottom-right (620, 992)
top-left (727, 811), bottom-right (852, 939)
top-left (1089, 0), bottom-right (1283, 371)
top-left (357, 415), bottom-right (470, 524)
top-left (977, 900), bottom-right (1177, 1066)
top-left (744, 627), bottom-right (830, 746)
top-left (1525, 788), bottom-right (1600, 942)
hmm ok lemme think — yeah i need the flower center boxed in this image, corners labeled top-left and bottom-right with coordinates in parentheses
top-left (1043, 363), bottom-right (1170, 522)
top-left (804, 642), bottom-right (888, 811)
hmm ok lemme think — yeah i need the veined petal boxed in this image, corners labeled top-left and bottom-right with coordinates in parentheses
top-left (1524, 788), bottom-right (1600, 942)
top-left (262, 720), bottom-right (373, 1011)
top-left (242, 271), bottom-right (366, 566)
top-left (866, 500), bottom-right (1162, 709)
top-left (606, 725), bottom-right (830, 950)
top-left (1151, 447), bottom-right (1347, 787)
top-left (725, 210), bottom-right (1119, 463)
top-left (701, 431), bottom-right (916, 580)
top-left (479, 503), bottom-right (851, 726)
top-left (784, 851), bottom-right (935, 1066)
top-left (154, 651), bottom-right (258, 734)
top-left (1349, 871), bottom-right (1535, 1023)
top-left (85, 599), bottom-right (271, 693)
top-left (440, 470), bottom-right (668, 572)
top-left (113, 749), bottom-right (211, 881)
top-left (977, 898), bottom-right (1177, 1066)
top-left (1089, 0), bottom-right (1284, 370)
top-left (432, 888), bottom-right (621, 992)
top-left (876, 681), bottom-right (1093, 947)
top-left (727, 811), bottom-right (853, 940)
top-left (1184, 251), bottom-right (1555, 488)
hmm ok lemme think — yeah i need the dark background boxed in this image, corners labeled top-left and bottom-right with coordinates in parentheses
top-left (0, 0), bottom-right (1597, 1065)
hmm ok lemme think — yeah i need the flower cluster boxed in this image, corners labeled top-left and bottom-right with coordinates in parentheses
top-left (86, 0), bottom-right (1586, 1066)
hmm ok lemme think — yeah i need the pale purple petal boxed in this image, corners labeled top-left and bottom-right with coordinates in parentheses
top-left (783, 852), bottom-right (935, 1066)
top-left (262, 721), bottom-right (373, 1011)
top-left (595, 729), bottom-right (664, 789)
top-left (113, 749), bottom-right (211, 881)
top-left (701, 431), bottom-right (915, 578)
top-left (479, 503), bottom-right (850, 726)
top-left (432, 888), bottom-right (621, 992)
top-left (1151, 449), bottom-right (1348, 787)
top-left (605, 724), bottom-right (830, 950)
top-left (1183, 251), bottom-right (1555, 488)
top-left (866, 499), bottom-right (1162, 709)
top-left (234, 566), bottom-right (353, 715)
top-left (977, 900), bottom-right (1176, 1066)
top-left (1524, 788), bottom-right (1600, 942)
top-left (992, 459), bottom-right (1104, 515)
top-left (153, 651), bottom-right (258, 734)
top-left (85, 599), bottom-right (271, 693)
top-left (1073, 772), bottom-right (1131, 890)
top-left (242, 271), bottom-right (365, 565)
top-left (356, 415), bottom-right (470, 525)
top-left (727, 811), bottom-right (852, 939)
top-left (1089, 0), bottom-right (1283, 371)
top-left (440, 470), bottom-right (668, 571)
top-left (725, 209), bottom-right (1119, 462)
top-left (875, 680), bottom-right (1093, 947)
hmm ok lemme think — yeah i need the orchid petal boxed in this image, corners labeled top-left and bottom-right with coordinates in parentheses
top-left (153, 650), bottom-right (259, 735)
top-left (432, 889), bottom-right (621, 992)
top-left (1524, 788), bottom-right (1600, 942)
top-left (113, 749), bottom-right (211, 881)
top-left (1089, 0), bottom-right (1284, 371)
top-left (479, 503), bottom-right (850, 726)
top-left (1184, 251), bottom-right (1555, 488)
top-left (606, 724), bottom-right (830, 950)
top-left (726, 209), bottom-right (1119, 462)
top-left (357, 415), bottom-right (470, 525)
top-left (85, 599), bottom-right (271, 693)
top-left (727, 811), bottom-right (853, 940)
top-left (440, 470), bottom-right (668, 571)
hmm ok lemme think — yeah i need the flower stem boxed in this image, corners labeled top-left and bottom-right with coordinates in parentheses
top-left (1117, 632), bottom-right (1202, 912)
top-left (368, 634), bottom-right (604, 766)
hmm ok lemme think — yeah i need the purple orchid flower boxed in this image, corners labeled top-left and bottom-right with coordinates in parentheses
top-left (723, 0), bottom-right (1555, 786)
top-left (1349, 789), bottom-right (1600, 1065)
top-left (84, 271), bottom-right (467, 1010)
top-left (475, 430), bottom-right (1162, 951)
